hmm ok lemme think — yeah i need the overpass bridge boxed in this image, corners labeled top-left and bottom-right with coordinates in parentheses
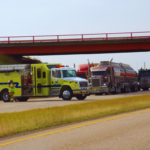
top-left (0, 31), bottom-right (150, 56)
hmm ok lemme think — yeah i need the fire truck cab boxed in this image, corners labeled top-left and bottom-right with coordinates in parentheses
top-left (0, 63), bottom-right (89, 102)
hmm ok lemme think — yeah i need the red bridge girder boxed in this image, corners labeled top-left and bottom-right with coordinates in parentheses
top-left (0, 31), bottom-right (150, 55)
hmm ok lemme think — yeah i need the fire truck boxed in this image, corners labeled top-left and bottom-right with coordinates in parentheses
top-left (138, 69), bottom-right (150, 90)
top-left (0, 63), bottom-right (89, 102)
top-left (90, 59), bottom-right (138, 94)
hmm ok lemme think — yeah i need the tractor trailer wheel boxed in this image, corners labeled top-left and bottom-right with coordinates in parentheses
top-left (143, 88), bottom-right (149, 91)
top-left (105, 88), bottom-right (111, 95)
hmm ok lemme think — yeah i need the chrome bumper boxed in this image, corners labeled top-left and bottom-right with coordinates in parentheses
top-left (73, 90), bottom-right (89, 96)
top-left (88, 86), bottom-right (108, 94)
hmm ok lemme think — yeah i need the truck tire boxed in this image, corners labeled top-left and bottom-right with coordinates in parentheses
top-left (95, 93), bottom-right (103, 95)
top-left (124, 87), bottom-right (128, 93)
top-left (138, 87), bottom-right (141, 91)
top-left (76, 95), bottom-right (87, 100)
top-left (143, 88), bottom-right (149, 91)
top-left (135, 86), bottom-right (138, 92)
top-left (1, 90), bottom-right (10, 102)
top-left (127, 87), bottom-right (131, 93)
top-left (114, 87), bottom-right (121, 94)
top-left (105, 88), bottom-right (110, 95)
top-left (17, 97), bottom-right (29, 102)
top-left (118, 88), bottom-right (121, 94)
top-left (61, 88), bottom-right (73, 100)
top-left (131, 86), bottom-right (137, 92)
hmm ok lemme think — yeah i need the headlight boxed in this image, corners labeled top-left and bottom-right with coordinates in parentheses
top-left (102, 83), bottom-right (106, 86)
top-left (138, 82), bottom-right (139, 85)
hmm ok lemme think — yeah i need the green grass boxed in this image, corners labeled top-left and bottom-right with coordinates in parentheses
top-left (0, 94), bottom-right (150, 138)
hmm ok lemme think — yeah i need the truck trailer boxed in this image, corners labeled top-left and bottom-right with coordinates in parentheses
top-left (90, 60), bottom-right (138, 94)
top-left (138, 69), bottom-right (150, 90)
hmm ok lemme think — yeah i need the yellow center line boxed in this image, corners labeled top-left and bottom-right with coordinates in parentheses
top-left (1, 109), bottom-right (150, 147)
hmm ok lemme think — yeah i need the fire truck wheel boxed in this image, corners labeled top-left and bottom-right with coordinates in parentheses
top-left (1, 90), bottom-right (10, 102)
top-left (17, 97), bottom-right (29, 102)
top-left (76, 95), bottom-right (87, 100)
top-left (61, 88), bottom-right (73, 100)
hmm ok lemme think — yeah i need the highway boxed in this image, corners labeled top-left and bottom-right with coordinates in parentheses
top-left (0, 90), bottom-right (150, 113)
top-left (0, 108), bottom-right (150, 150)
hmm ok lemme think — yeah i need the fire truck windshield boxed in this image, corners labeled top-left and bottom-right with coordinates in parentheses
top-left (140, 71), bottom-right (150, 76)
top-left (92, 71), bottom-right (107, 76)
top-left (62, 70), bottom-right (77, 78)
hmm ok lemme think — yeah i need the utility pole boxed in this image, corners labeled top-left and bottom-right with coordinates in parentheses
top-left (144, 62), bottom-right (145, 69)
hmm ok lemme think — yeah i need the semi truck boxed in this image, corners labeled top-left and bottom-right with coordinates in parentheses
top-left (0, 63), bottom-right (89, 102)
top-left (76, 63), bottom-right (99, 79)
top-left (90, 59), bottom-right (138, 94)
top-left (138, 69), bottom-right (150, 90)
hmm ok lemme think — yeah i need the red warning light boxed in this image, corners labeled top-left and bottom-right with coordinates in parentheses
top-left (56, 65), bottom-right (69, 68)
top-left (56, 65), bottom-right (64, 68)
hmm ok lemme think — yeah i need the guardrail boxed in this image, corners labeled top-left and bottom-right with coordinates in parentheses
top-left (0, 31), bottom-right (150, 44)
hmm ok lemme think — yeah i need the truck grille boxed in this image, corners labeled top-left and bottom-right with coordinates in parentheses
top-left (79, 82), bottom-right (88, 87)
top-left (91, 78), bottom-right (101, 87)
top-left (142, 79), bottom-right (148, 84)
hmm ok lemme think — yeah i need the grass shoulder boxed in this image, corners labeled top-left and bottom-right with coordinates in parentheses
top-left (0, 94), bottom-right (150, 138)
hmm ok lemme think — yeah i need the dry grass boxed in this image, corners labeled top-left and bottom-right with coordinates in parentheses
top-left (24, 56), bottom-right (42, 63)
top-left (0, 55), bottom-right (42, 65)
top-left (0, 94), bottom-right (150, 138)
top-left (0, 55), bottom-right (20, 64)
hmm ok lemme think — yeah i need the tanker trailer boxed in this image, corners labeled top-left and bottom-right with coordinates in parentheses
top-left (90, 59), bottom-right (138, 94)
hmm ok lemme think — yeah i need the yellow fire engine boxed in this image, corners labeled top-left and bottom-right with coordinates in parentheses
top-left (0, 63), bottom-right (89, 102)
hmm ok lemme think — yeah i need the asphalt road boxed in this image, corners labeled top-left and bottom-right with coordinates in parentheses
top-left (0, 108), bottom-right (150, 150)
top-left (0, 90), bottom-right (150, 113)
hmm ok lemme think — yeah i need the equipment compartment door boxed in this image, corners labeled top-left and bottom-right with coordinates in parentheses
top-left (33, 66), bottom-right (42, 96)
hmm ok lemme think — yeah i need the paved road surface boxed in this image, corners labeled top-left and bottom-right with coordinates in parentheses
top-left (0, 90), bottom-right (150, 113)
top-left (0, 108), bottom-right (150, 150)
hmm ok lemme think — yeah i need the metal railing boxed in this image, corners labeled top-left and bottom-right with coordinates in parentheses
top-left (0, 31), bottom-right (150, 44)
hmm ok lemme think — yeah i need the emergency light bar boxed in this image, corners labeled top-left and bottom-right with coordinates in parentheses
top-left (56, 65), bottom-right (69, 68)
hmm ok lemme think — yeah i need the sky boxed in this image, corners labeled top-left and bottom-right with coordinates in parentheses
top-left (0, 0), bottom-right (150, 72)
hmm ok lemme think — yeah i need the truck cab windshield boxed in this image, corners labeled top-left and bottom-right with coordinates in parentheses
top-left (140, 71), bottom-right (150, 76)
top-left (62, 70), bottom-right (77, 78)
top-left (92, 71), bottom-right (107, 76)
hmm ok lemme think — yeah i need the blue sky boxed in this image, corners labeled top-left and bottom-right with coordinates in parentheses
top-left (1, 0), bottom-right (150, 71)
